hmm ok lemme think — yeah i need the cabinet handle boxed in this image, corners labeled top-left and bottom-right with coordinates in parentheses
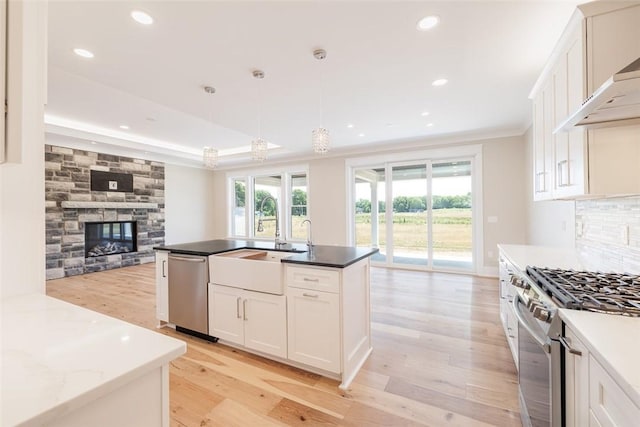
top-left (162, 260), bottom-right (166, 278)
top-left (302, 293), bottom-right (319, 298)
top-left (557, 160), bottom-right (569, 187)
top-left (243, 299), bottom-right (248, 321)
top-left (535, 172), bottom-right (546, 193)
top-left (559, 335), bottom-right (582, 356)
top-left (303, 277), bottom-right (319, 282)
top-left (236, 297), bottom-right (242, 319)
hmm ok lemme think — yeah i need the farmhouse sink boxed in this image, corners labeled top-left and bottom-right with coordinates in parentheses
top-left (209, 250), bottom-right (288, 294)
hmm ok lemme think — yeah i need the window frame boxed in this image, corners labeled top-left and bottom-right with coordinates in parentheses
top-left (227, 165), bottom-right (310, 242)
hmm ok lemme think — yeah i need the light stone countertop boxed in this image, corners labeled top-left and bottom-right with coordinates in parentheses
top-left (1, 293), bottom-right (186, 426)
top-left (498, 244), bottom-right (640, 409)
top-left (560, 309), bottom-right (640, 408)
top-left (497, 243), bottom-right (584, 273)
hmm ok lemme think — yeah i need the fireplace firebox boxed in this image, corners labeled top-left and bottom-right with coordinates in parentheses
top-left (84, 221), bottom-right (137, 258)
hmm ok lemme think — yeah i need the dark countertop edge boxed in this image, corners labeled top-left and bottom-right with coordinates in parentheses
top-left (280, 248), bottom-right (379, 268)
top-left (153, 240), bottom-right (379, 269)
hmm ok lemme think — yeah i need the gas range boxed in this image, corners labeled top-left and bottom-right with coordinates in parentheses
top-left (525, 266), bottom-right (640, 317)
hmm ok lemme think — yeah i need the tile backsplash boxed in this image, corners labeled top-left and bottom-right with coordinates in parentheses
top-left (576, 197), bottom-right (640, 274)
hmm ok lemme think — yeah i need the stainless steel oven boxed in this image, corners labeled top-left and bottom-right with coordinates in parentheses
top-left (511, 276), bottom-right (562, 427)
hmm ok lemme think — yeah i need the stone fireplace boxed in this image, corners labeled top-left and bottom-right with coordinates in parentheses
top-left (45, 145), bottom-right (165, 279)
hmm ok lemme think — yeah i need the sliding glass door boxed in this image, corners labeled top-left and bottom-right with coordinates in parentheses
top-left (432, 160), bottom-right (472, 270)
top-left (352, 158), bottom-right (474, 272)
top-left (391, 164), bottom-right (428, 266)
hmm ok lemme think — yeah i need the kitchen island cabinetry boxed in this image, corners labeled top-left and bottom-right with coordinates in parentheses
top-left (287, 259), bottom-right (372, 388)
top-left (286, 267), bottom-right (342, 374)
top-left (155, 250), bottom-right (169, 323)
top-left (208, 283), bottom-right (287, 359)
top-left (531, 3), bottom-right (640, 200)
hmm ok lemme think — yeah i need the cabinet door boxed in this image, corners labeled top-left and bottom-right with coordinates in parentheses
top-left (244, 291), bottom-right (287, 358)
top-left (533, 84), bottom-right (554, 201)
top-left (208, 284), bottom-right (244, 345)
top-left (565, 326), bottom-right (589, 427)
top-left (287, 287), bottom-right (340, 373)
top-left (155, 251), bottom-right (169, 322)
top-left (589, 354), bottom-right (640, 427)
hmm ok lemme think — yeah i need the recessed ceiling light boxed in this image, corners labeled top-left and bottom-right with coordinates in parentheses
top-left (131, 10), bottom-right (153, 25)
top-left (358, 133), bottom-right (365, 137)
top-left (90, 141), bottom-right (97, 145)
top-left (432, 78), bottom-right (448, 87)
top-left (146, 117), bottom-right (157, 122)
top-left (119, 125), bottom-right (130, 130)
top-left (426, 123), bottom-right (434, 127)
top-left (421, 111), bottom-right (430, 117)
top-left (417, 15), bottom-right (440, 31)
top-left (73, 48), bottom-right (94, 58)
top-left (347, 124), bottom-right (354, 129)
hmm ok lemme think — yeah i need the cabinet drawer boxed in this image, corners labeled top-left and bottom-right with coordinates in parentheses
top-left (589, 354), bottom-right (640, 427)
top-left (286, 266), bottom-right (340, 293)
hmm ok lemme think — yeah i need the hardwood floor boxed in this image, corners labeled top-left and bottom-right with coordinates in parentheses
top-left (46, 264), bottom-right (521, 426)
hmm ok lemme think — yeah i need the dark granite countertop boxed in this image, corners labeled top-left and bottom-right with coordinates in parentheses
top-left (153, 239), bottom-right (379, 268)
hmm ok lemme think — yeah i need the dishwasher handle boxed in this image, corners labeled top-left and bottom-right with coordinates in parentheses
top-left (168, 254), bottom-right (206, 263)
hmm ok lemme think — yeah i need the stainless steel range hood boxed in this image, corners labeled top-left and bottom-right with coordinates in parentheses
top-left (555, 57), bottom-right (640, 132)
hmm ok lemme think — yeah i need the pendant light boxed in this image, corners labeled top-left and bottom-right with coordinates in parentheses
top-left (202, 85), bottom-right (218, 168)
top-left (312, 48), bottom-right (330, 154)
top-left (251, 69), bottom-right (268, 162)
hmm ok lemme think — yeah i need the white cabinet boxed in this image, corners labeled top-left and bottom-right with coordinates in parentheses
top-left (589, 354), bottom-right (640, 427)
top-left (564, 323), bottom-right (640, 427)
top-left (531, 4), bottom-right (640, 200)
top-left (208, 283), bottom-right (287, 358)
top-left (287, 285), bottom-right (340, 373)
top-left (532, 84), bottom-right (554, 200)
top-left (285, 260), bottom-right (372, 389)
top-left (155, 250), bottom-right (169, 323)
top-left (564, 327), bottom-right (589, 427)
top-left (498, 253), bottom-right (518, 367)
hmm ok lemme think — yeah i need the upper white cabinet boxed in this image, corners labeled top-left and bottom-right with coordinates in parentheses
top-left (531, 3), bottom-right (640, 200)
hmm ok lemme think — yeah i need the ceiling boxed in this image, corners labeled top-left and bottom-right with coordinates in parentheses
top-left (46, 0), bottom-right (582, 168)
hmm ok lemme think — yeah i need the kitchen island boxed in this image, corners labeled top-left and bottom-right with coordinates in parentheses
top-left (153, 239), bottom-right (378, 390)
top-left (1, 293), bottom-right (186, 427)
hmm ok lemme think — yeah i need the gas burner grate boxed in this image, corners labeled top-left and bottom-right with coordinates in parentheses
top-left (526, 266), bottom-right (640, 317)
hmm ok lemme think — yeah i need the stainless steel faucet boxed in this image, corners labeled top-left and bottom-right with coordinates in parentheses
top-left (257, 195), bottom-right (281, 245)
top-left (301, 219), bottom-right (313, 253)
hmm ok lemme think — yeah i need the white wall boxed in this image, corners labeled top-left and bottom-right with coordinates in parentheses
top-left (165, 164), bottom-right (217, 244)
top-left (213, 133), bottom-right (531, 273)
top-left (482, 135), bottom-right (528, 264)
top-left (524, 126), bottom-right (576, 247)
top-left (0, 1), bottom-right (47, 297)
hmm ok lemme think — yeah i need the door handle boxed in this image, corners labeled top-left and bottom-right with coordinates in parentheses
top-left (162, 260), bottom-right (166, 278)
top-left (168, 255), bottom-right (206, 263)
top-left (559, 336), bottom-right (582, 356)
top-left (236, 297), bottom-right (242, 319)
top-left (243, 299), bottom-right (248, 321)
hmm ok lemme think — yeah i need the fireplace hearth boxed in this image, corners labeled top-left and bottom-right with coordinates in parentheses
top-left (84, 221), bottom-right (137, 258)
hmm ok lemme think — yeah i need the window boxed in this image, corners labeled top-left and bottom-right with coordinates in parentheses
top-left (228, 167), bottom-right (309, 241)
top-left (232, 179), bottom-right (246, 237)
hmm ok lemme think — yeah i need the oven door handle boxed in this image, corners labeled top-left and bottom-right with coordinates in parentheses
top-left (512, 293), bottom-right (551, 353)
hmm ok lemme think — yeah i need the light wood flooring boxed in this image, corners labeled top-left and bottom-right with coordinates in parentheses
top-left (46, 264), bottom-right (521, 427)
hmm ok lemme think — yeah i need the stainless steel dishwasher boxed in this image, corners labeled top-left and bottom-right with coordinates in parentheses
top-left (168, 253), bottom-right (209, 335)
